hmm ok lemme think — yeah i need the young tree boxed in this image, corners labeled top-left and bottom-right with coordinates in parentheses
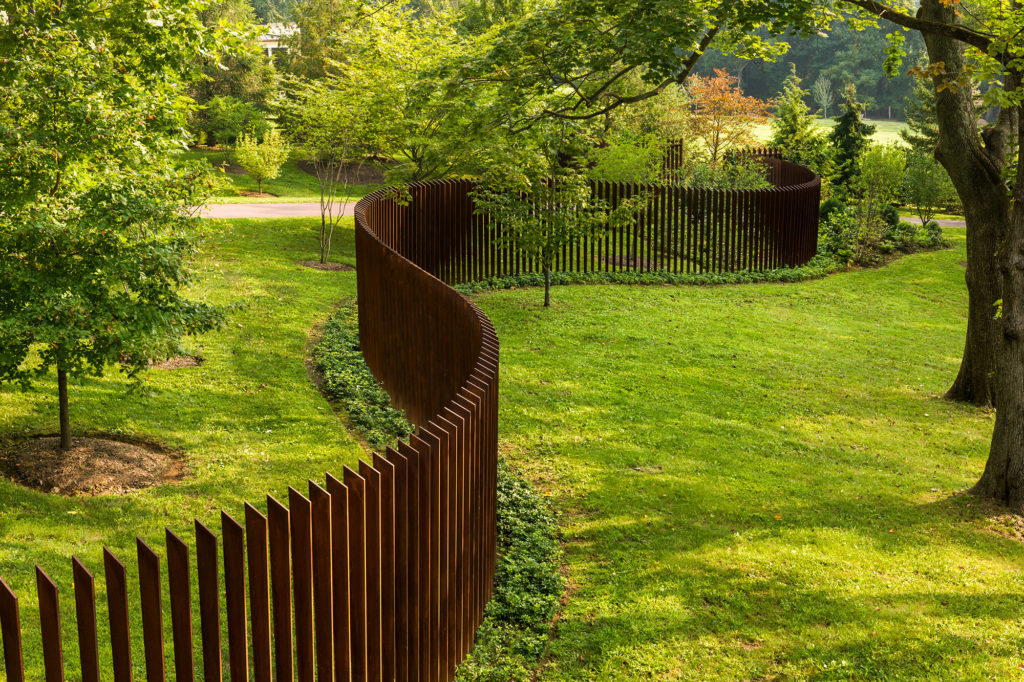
top-left (903, 151), bottom-right (955, 225)
top-left (688, 69), bottom-right (771, 162)
top-left (768, 67), bottom-right (834, 182)
top-left (235, 127), bottom-right (291, 193)
top-left (899, 75), bottom-right (940, 154)
top-left (811, 74), bottom-right (835, 118)
top-left (0, 0), bottom-right (227, 451)
top-left (829, 84), bottom-right (876, 190)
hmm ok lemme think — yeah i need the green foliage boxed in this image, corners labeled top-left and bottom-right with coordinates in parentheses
top-left (829, 85), bottom-right (877, 191)
top-left (819, 197), bottom-right (845, 220)
top-left (588, 132), bottom-right (666, 184)
top-left (454, 256), bottom-right (842, 295)
top-left (768, 67), bottom-right (834, 185)
top-left (234, 127), bottom-right (291, 193)
top-left (900, 75), bottom-right (939, 154)
top-left (0, 0), bottom-right (230, 441)
top-left (457, 460), bottom-right (563, 682)
top-left (817, 205), bottom-right (857, 263)
top-left (313, 307), bottom-right (412, 450)
top-left (202, 95), bottom-right (270, 146)
top-left (673, 155), bottom-right (772, 190)
top-left (903, 150), bottom-right (957, 225)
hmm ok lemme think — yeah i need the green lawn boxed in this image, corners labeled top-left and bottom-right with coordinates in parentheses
top-left (177, 148), bottom-right (381, 203)
top-left (2, 218), bottom-right (1020, 680)
top-left (754, 118), bottom-right (909, 146)
top-left (475, 227), bottom-right (1024, 680)
top-left (0, 217), bottom-right (364, 676)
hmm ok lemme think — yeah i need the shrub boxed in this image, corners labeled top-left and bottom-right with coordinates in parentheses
top-left (234, 127), bottom-right (290, 194)
top-left (920, 219), bottom-right (947, 248)
top-left (588, 131), bottom-right (666, 183)
top-left (314, 307), bottom-right (412, 450)
top-left (818, 208), bottom-right (857, 264)
top-left (820, 197), bottom-right (846, 221)
top-left (903, 151), bottom-right (957, 224)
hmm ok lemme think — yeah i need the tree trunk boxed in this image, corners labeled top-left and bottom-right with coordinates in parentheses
top-left (919, 0), bottom-right (1009, 407)
top-left (544, 265), bottom-right (551, 307)
top-left (58, 368), bottom-right (71, 451)
top-left (971, 193), bottom-right (1024, 509)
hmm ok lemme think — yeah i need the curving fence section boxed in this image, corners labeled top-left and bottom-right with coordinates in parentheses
top-left (0, 148), bottom-right (817, 682)
top-left (363, 150), bottom-right (820, 286)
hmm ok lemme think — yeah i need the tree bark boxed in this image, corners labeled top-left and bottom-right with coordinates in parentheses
top-left (918, 0), bottom-right (1009, 407)
top-left (58, 367), bottom-right (71, 451)
top-left (544, 265), bottom-right (551, 307)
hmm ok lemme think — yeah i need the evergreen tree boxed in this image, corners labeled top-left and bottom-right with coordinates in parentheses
top-left (900, 77), bottom-right (939, 154)
top-left (829, 85), bottom-right (876, 190)
top-left (768, 67), bottom-right (834, 184)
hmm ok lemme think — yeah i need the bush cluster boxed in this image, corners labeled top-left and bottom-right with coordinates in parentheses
top-left (314, 307), bottom-right (413, 450)
top-left (818, 201), bottom-right (947, 266)
top-left (454, 258), bottom-right (842, 295)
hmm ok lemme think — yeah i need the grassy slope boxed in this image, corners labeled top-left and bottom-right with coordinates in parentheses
top-left (754, 118), bottom-right (909, 146)
top-left (0, 217), bottom-right (363, 676)
top-left (177, 148), bottom-right (380, 203)
top-left (476, 227), bottom-right (1024, 680)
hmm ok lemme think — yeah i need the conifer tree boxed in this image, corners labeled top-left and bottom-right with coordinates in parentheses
top-left (829, 85), bottom-right (876, 190)
top-left (900, 77), bottom-right (939, 154)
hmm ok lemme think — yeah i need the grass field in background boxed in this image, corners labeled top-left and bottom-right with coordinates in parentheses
top-left (177, 148), bottom-right (381, 203)
top-left (754, 118), bottom-right (909, 146)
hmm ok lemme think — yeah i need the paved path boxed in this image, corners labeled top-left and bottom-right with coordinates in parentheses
top-left (202, 202), bottom-right (970, 229)
top-left (904, 216), bottom-right (966, 228)
top-left (201, 202), bottom-right (355, 219)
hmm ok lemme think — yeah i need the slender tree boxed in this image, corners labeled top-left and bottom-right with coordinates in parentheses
top-left (688, 69), bottom-right (771, 162)
top-left (811, 74), bottom-right (835, 118)
top-left (0, 0), bottom-right (227, 450)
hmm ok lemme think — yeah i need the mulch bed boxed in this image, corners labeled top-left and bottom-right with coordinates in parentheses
top-left (2, 436), bottom-right (184, 496)
top-left (296, 160), bottom-right (386, 185)
top-left (151, 355), bottom-right (203, 370)
top-left (299, 260), bottom-right (354, 272)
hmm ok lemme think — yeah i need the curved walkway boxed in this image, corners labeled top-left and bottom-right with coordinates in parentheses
top-left (201, 202), bottom-right (355, 219)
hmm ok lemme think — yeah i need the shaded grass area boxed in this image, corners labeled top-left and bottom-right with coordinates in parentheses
top-left (177, 148), bottom-right (380, 203)
top-left (474, 226), bottom-right (1024, 680)
top-left (0, 217), bottom-right (362, 677)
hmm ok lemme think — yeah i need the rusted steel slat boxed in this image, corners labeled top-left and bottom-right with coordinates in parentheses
top-left (194, 522), bottom-right (222, 682)
top-left (221, 512), bottom-right (248, 682)
top-left (245, 503), bottom-right (273, 682)
top-left (373, 453), bottom-right (397, 682)
top-left (326, 473), bottom-right (353, 682)
top-left (344, 466), bottom-right (369, 682)
top-left (165, 530), bottom-right (195, 682)
top-left (308, 480), bottom-right (335, 681)
top-left (289, 487), bottom-right (315, 682)
top-left (71, 557), bottom-right (100, 682)
top-left (267, 495), bottom-right (293, 682)
top-left (35, 566), bottom-right (64, 682)
top-left (136, 539), bottom-right (166, 682)
top-left (0, 577), bottom-right (25, 682)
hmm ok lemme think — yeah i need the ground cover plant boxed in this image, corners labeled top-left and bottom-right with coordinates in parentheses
top-left (471, 226), bottom-right (1024, 680)
top-left (0, 216), bottom-right (364, 676)
top-left (313, 306), bottom-right (564, 682)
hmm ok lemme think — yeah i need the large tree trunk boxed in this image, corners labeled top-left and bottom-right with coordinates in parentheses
top-left (919, 0), bottom-right (1010, 408)
top-left (970, 67), bottom-right (1024, 508)
top-left (57, 367), bottom-right (71, 451)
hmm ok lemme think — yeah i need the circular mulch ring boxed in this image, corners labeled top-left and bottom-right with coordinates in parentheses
top-left (151, 355), bottom-right (203, 370)
top-left (2, 436), bottom-right (184, 496)
top-left (299, 260), bottom-right (354, 272)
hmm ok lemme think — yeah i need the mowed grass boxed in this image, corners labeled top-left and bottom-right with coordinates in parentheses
top-left (475, 227), bottom-right (1024, 680)
top-left (0, 217), bottom-right (363, 676)
top-left (177, 148), bottom-right (381, 203)
top-left (754, 118), bottom-right (909, 146)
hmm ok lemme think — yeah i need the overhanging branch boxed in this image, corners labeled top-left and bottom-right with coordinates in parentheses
top-left (842, 0), bottom-right (994, 53)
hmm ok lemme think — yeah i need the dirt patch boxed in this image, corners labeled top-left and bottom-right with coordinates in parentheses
top-left (299, 260), bottom-right (354, 272)
top-left (151, 355), bottom-right (203, 370)
top-left (2, 436), bottom-right (184, 496)
top-left (237, 190), bottom-right (278, 199)
top-left (213, 160), bottom-right (249, 175)
top-left (297, 160), bottom-right (386, 185)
